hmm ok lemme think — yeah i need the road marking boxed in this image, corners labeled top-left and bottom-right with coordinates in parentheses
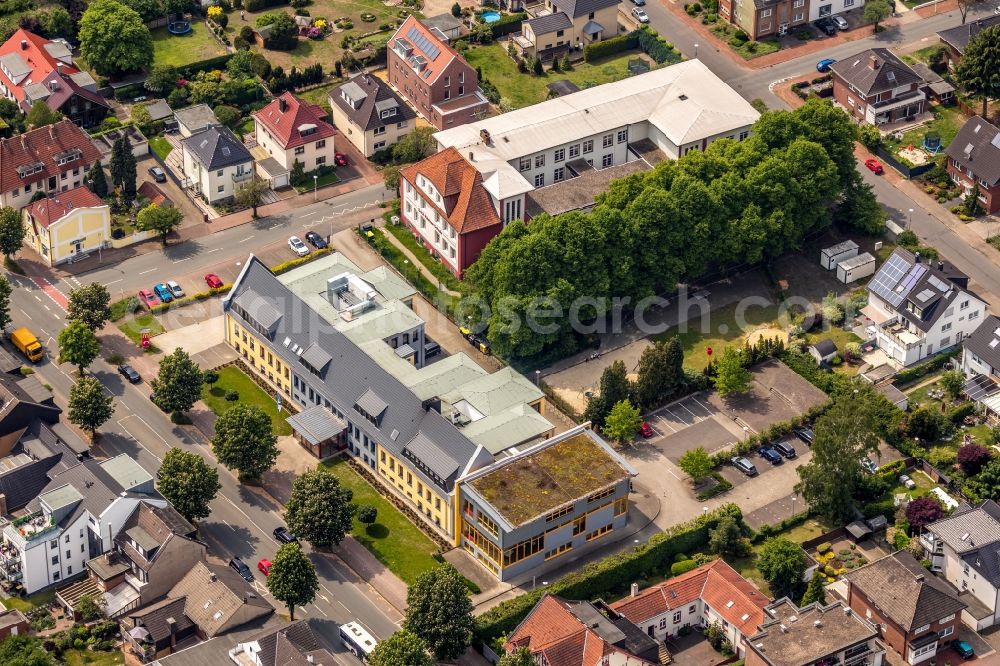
top-left (206, 248), bottom-right (221, 254)
top-left (691, 395), bottom-right (714, 414)
top-left (173, 258), bottom-right (191, 263)
top-left (680, 402), bottom-right (701, 421)
top-left (43, 305), bottom-right (51, 312)
top-left (116, 418), bottom-right (163, 463)
top-left (139, 268), bottom-right (157, 275)
top-left (239, 235), bottom-right (256, 243)
top-left (220, 494), bottom-right (277, 543)
top-left (103, 279), bottom-right (122, 287)
top-left (312, 605), bottom-right (327, 617)
top-left (21, 311), bottom-right (32, 321)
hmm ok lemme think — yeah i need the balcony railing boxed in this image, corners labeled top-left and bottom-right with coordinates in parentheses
top-left (232, 171), bottom-right (252, 183)
top-left (871, 89), bottom-right (923, 110)
top-left (880, 321), bottom-right (924, 350)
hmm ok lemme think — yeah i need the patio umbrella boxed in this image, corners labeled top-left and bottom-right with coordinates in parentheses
top-left (128, 626), bottom-right (151, 641)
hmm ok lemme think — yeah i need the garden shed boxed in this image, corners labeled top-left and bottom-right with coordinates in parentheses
top-left (820, 239), bottom-right (859, 270)
top-left (845, 520), bottom-right (872, 543)
top-left (808, 338), bottom-right (838, 364)
top-left (837, 252), bottom-right (876, 284)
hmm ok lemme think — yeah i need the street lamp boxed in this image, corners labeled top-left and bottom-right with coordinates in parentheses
top-left (313, 174), bottom-right (318, 202)
top-left (535, 370), bottom-right (541, 387)
top-left (791, 496), bottom-right (796, 518)
top-left (694, 43), bottom-right (699, 58)
top-left (743, 425), bottom-right (749, 441)
top-left (907, 208), bottom-right (914, 229)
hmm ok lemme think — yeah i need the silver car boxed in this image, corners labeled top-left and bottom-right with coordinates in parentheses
top-left (831, 15), bottom-right (849, 30)
top-left (631, 7), bottom-right (649, 22)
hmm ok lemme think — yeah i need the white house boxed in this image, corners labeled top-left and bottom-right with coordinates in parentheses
top-left (864, 248), bottom-right (985, 367)
top-left (251, 92), bottom-right (337, 188)
top-left (180, 126), bottom-right (254, 205)
top-left (809, 0), bottom-right (865, 23)
top-left (960, 315), bottom-right (1000, 423)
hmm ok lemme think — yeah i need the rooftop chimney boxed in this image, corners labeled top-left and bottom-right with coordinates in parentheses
top-left (631, 583), bottom-right (639, 597)
top-left (56, 63), bottom-right (62, 75)
top-left (167, 617), bottom-right (177, 649)
top-left (48, 124), bottom-right (55, 141)
top-left (468, 151), bottom-right (474, 162)
top-left (20, 39), bottom-right (27, 50)
top-left (209, 573), bottom-right (217, 582)
top-left (0, 493), bottom-right (6, 518)
top-left (938, 260), bottom-right (944, 271)
top-left (844, 607), bottom-right (852, 616)
top-left (914, 251), bottom-right (921, 263)
top-left (307, 657), bottom-right (314, 664)
top-left (868, 54), bottom-right (880, 70)
top-left (278, 96), bottom-right (287, 113)
top-left (814, 620), bottom-right (823, 628)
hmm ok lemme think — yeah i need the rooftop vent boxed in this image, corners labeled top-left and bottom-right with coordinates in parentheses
top-left (679, 94), bottom-right (688, 100)
top-left (779, 624), bottom-right (788, 633)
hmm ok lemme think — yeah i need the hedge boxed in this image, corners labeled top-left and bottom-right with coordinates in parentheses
top-left (634, 27), bottom-right (682, 65)
top-left (489, 11), bottom-right (526, 38)
top-left (244, 0), bottom-right (287, 11)
top-left (892, 348), bottom-right (958, 387)
top-left (475, 504), bottom-right (744, 646)
top-left (584, 33), bottom-right (632, 62)
top-left (670, 559), bottom-right (698, 576)
top-left (709, 405), bottom-right (828, 468)
top-left (948, 401), bottom-right (976, 425)
top-left (180, 53), bottom-right (235, 77)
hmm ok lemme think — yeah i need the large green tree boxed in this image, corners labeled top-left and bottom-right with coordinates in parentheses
top-left (392, 127), bottom-right (436, 163)
top-left (0, 206), bottom-right (25, 259)
top-left (0, 635), bottom-right (54, 666)
top-left (838, 181), bottom-right (886, 234)
top-left (211, 404), bottom-right (278, 482)
top-left (0, 275), bottom-right (11, 332)
top-left (713, 347), bottom-right (752, 396)
top-left (634, 337), bottom-right (685, 407)
top-left (757, 537), bottom-right (807, 599)
top-left (499, 648), bottom-right (535, 666)
top-left (679, 446), bottom-right (714, 481)
top-left (404, 564), bottom-right (474, 660)
top-left (151, 348), bottom-right (204, 415)
top-left (144, 65), bottom-right (178, 94)
top-left (110, 134), bottom-right (137, 202)
top-left (122, 0), bottom-right (164, 23)
top-left (266, 543), bottom-right (318, 620)
top-left (79, 0), bottom-right (153, 77)
top-left (800, 571), bottom-right (827, 606)
top-left (956, 25), bottom-right (1000, 118)
top-left (235, 178), bottom-right (270, 218)
top-left (603, 398), bottom-right (642, 444)
top-left (68, 283), bottom-right (112, 331)
top-left (369, 631), bottom-right (433, 666)
top-left (58, 320), bottom-right (100, 374)
top-left (88, 163), bottom-right (109, 198)
top-left (708, 514), bottom-right (748, 557)
top-left (283, 469), bottom-right (354, 549)
top-left (966, 457), bottom-right (1000, 501)
top-left (137, 203), bottom-right (183, 245)
top-left (68, 376), bottom-right (114, 439)
top-left (157, 448), bottom-right (221, 522)
top-left (25, 100), bottom-right (62, 129)
top-left (863, 0), bottom-right (891, 33)
top-left (583, 360), bottom-right (633, 426)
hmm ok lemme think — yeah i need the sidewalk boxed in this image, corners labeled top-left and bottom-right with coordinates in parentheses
top-left (377, 223), bottom-right (462, 297)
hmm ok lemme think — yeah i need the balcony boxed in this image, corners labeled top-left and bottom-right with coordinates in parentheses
top-left (5, 512), bottom-right (58, 542)
top-left (880, 320), bottom-right (923, 350)
top-left (871, 89), bottom-right (924, 110)
top-left (232, 171), bottom-right (252, 183)
top-left (228, 645), bottom-right (257, 666)
top-left (919, 534), bottom-right (941, 554)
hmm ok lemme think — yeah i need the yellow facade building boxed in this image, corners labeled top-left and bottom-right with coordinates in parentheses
top-left (22, 186), bottom-right (110, 266)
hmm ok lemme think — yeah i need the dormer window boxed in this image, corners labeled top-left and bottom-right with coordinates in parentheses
top-left (380, 107), bottom-right (397, 119)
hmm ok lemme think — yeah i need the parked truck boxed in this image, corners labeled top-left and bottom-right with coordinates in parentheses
top-left (10, 327), bottom-right (43, 363)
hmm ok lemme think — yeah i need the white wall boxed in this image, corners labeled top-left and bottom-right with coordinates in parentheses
top-left (182, 147), bottom-right (253, 204)
top-left (510, 126), bottom-right (633, 188)
top-left (940, 545), bottom-right (1000, 625)
top-left (809, 0), bottom-right (864, 22)
top-left (401, 177), bottom-right (461, 270)
top-left (254, 123), bottom-right (335, 172)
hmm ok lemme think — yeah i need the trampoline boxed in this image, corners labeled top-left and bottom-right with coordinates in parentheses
top-left (923, 132), bottom-right (942, 154)
top-left (167, 20), bottom-right (192, 35)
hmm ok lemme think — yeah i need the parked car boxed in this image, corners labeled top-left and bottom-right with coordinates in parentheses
top-left (166, 280), bottom-right (184, 299)
top-left (288, 235), bottom-right (309, 257)
top-left (304, 230), bottom-right (328, 249)
top-left (860, 458), bottom-right (878, 474)
top-left (257, 559), bottom-right (272, 577)
top-left (334, 152), bottom-right (348, 167)
top-left (640, 422), bottom-right (654, 438)
top-left (864, 158), bottom-right (884, 174)
top-left (816, 58), bottom-right (837, 72)
top-left (831, 15), bottom-right (849, 30)
top-left (632, 0), bottom-right (646, 5)
top-left (759, 447), bottom-right (783, 465)
top-left (228, 557), bottom-right (253, 582)
top-left (118, 364), bottom-right (141, 384)
top-left (731, 456), bottom-right (758, 477)
top-left (793, 426), bottom-right (814, 445)
top-left (772, 439), bottom-right (797, 459)
top-left (153, 283), bottom-right (173, 303)
top-left (147, 166), bottom-right (167, 183)
top-left (204, 273), bottom-right (224, 289)
top-left (815, 17), bottom-right (837, 35)
top-left (955, 641), bottom-right (975, 659)
top-left (632, 7), bottom-right (650, 22)
top-left (273, 527), bottom-right (298, 544)
top-left (137, 289), bottom-right (159, 308)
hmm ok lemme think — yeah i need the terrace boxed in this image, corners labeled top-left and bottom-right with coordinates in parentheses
top-left (3, 512), bottom-right (58, 543)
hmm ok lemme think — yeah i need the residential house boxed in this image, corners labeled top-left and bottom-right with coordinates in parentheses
top-left (405, 60), bottom-right (759, 277)
top-left (421, 13), bottom-right (463, 41)
top-left (387, 16), bottom-right (489, 130)
top-left (830, 49), bottom-right (926, 126)
top-left (864, 247), bottom-right (985, 367)
top-left (960, 315), bottom-right (1000, 423)
top-left (329, 73), bottom-right (417, 157)
top-left (226, 620), bottom-right (336, 666)
top-left (945, 116), bottom-right (1000, 215)
top-left (921, 500), bottom-right (1000, 629)
top-left (745, 598), bottom-right (885, 666)
top-left (503, 593), bottom-right (663, 664)
top-left (180, 126), bottom-right (254, 205)
top-left (0, 29), bottom-right (110, 127)
top-left (124, 597), bottom-right (197, 659)
top-left (251, 92), bottom-right (337, 189)
top-left (513, 0), bottom-right (620, 60)
top-left (0, 602), bottom-right (27, 640)
top-left (0, 119), bottom-right (103, 209)
top-left (843, 552), bottom-right (966, 664)
top-left (937, 16), bottom-right (1000, 69)
top-left (609, 559), bottom-right (769, 657)
top-left (718, 0), bottom-right (810, 41)
top-left (808, 0), bottom-right (863, 23)
top-left (174, 105), bottom-right (219, 138)
top-left (22, 186), bottom-right (110, 266)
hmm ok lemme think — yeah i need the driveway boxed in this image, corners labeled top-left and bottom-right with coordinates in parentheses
top-left (136, 154), bottom-right (204, 230)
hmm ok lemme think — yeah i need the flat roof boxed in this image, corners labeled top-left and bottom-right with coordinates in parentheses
top-left (526, 157), bottom-right (651, 217)
top-left (749, 600), bottom-right (878, 666)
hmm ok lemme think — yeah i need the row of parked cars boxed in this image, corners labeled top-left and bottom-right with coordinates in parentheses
top-left (731, 427), bottom-right (813, 477)
top-left (227, 527), bottom-right (298, 582)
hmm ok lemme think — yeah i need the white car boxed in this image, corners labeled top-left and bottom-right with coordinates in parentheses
top-left (166, 280), bottom-right (184, 299)
top-left (288, 235), bottom-right (309, 257)
top-left (831, 15), bottom-right (849, 30)
top-left (631, 7), bottom-right (649, 22)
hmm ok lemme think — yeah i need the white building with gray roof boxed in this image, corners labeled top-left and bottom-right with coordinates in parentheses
top-left (180, 125), bottom-right (253, 204)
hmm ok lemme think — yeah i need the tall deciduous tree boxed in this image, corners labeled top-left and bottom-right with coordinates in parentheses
top-left (266, 543), bottom-right (318, 620)
top-left (679, 446), bottom-right (714, 481)
top-left (838, 181), bottom-right (886, 234)
top-left (392, 127), bottom-right (436, 163)
top-left (369, 631), bottom-right (433, 666)
top-left (58, 320), bottom-right (100, 374)
top-left (757, 537), bottom-right (807, 599)
top-left (235, 178), bottom-right (269, 218)
top-left (603, 398), bottom-right (642, 444)
top-left (0, 206), bottom-right (25, 259)
top-left (0, 635), bottom-right (55, 666)
top-left (211, 404), bottom-right (278, 482)
top-left (0, 276), bottom-right (11, 332)
top-left (708, 514), bottom-right (748, 557)
top-left (110, 134), bottom-right (137, 202)
top-left (863, 0), bottom-right (891, 33)
top-left (157, 448), bottom-right (221, 522)
top-left (68, 376), bottom-right (114, 439)
top-left (68, 283), bottom-right (112, 331)
top-left (88, 163), bottom-right (109, 198)
top-left (25, 100), bottom-right (62, 129)
top-left (584, 360), bottom-right (633, 426)
top-left (144, 65), bottom-right (178, 94)
top-left (151, 348), bottom-right (204, 415)
top-left (957, 0), bottom-right (984, 24)
top-left (940, 370), bottom-right (965, 401)
top-left (906, 497), bottom-right (945, 532)
top-left (137, 203), bottom-right (183, 245)
top-left (404, 564), bottom-right (474, 660)
top-left (284, 470), bottom-right (354, 549)
top-left (956, 25), bottom-right (1000, 118)
top-left (635, 338), bottom-right (685, 407)
top-left (79, 0), bottom-right (153, 76)
top-left (714, 347), bottom-right (752, 396)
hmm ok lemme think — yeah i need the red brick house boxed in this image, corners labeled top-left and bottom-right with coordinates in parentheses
top-left (387, 16), bottom-right (489, 131)
top-left (718, 0), bottom-right (810, 41)
top-left (0, 604), bottom-right (27, 641)
top-left (829, 48), bottom-right (926, 126)
top-left (937, 16), bottom-right (1000, 70)
top-left (844, 552), bottom-right (965, 665)
top-left (946, 116), bottom-right (1000, 215)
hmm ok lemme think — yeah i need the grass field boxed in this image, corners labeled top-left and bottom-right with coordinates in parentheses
top-left (883, 105), bottom-right (966, 155)
top-left (1, 589), bottom-right (55, 613)
top-left (730, 517), bottom-right (835, 596)
top-left (655, 301), bottom-right (784, 370)
top-left (117, 314), bottom-right (166, 347)
top-left (297, 82), bottom-right (340, 108)
top-left (63, 650), bottom-right (125, 666)
top-left (201, 366), bottom-right (291, 435)
top-left (151, 24), bottom-right (228, 69)
top-left (320, 457), bottom-right (440, 585)
top-left (148, 136), bottom-right (173, 160)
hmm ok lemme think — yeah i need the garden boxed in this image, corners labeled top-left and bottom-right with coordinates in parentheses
top-left (881, 105), bottom-right (965, 169)
top-left (708, 20), bottom-right (780, 60)
top-left (151, 22), bottom-right (228, 69)
top-left (201, 366), bottom-right (293, 436)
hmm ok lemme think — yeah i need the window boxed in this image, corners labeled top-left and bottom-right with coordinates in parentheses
top-left (544, 543), bottom-right (572, 560)
top-left (504, 535), bottom-right (544, 565)
top-left (316, 156), bottom-right (326, 166)
top-left (519, 157), bottom-right (531, 171)
top-left (556, 29), bottom-right (564, 37)
top-left (793, 0), bottom-right (804, 6)
top-left (545, 505), bottom-right (573, 522)
top-left (688, 605), bottom-right (696, 614)
top-left (942, 322), bottom-right (952, 332)
top-left (586, 524), bottom-right (613, 541)
top-left (65, 535), bottom-right (70, 543)
top-left (602, 134), bottom-right (613, 148)
top-left (50, 540), bottom-right (58, 550)
top-left (939, 626), bottom-right (954, 638)
top-left (52, 556), bottom-right (59, 565)
top-left (374, 126), bottom-right (386, 136)
top-left (761, 7), bottom-right (772, 16)
top-left (217, 185), bottom-right (224, 193)
top-left (535, 155), bottom-right (545, 168)
top-left (583, 139), bottom-right (594, 154)
top-left (66, 550), bottom-right (71, 559)
top-left (793, 12), bottom-right (804, 20)
top-left (534, 173), bottom-right (544, 187)
top-left (588, 11), bottom-right (594, 18)
top-left (602, 154), bottom-right (613, 168)
top-left (572, 516), bottom-right (586, 536)
top-left (463, 523), bottom-right (501, 565)
top-left (478, 511), bottom-right (499, 537)
top-left (554, 148), bottom-right (565, 162)
top-left (960, 300), bottom-right (970, 310)
top-left (553, 167), bottom-right (565, 182)
top-left (912, 644), bottom-right (936, 659)
top-left (569, 144), bottom-right (580, 158)
top-left (673, 611), bottom-right (682, 624)
top-left (444, 76), bottom-right (450, 87)
top-left (659, 618), bottom-right (668, 629)
top-left (739, 131), bottom-right (749, 141)
top-left (316, 140), bottom-right (326, 149)
top-left (588, 487), bottom-right (615, 503)
top-left (217, 169), bottom-right (224, 176)
top-left (295, 146), bottom-right (305, 155)
top-left (374, 141), bottom-right (386, 150)
top-left (614, 497), bottom-right (627, 516)
top-left (617, 129), bottom-right (627, 143)
top-left (970, 310), bottom-right (980, 321)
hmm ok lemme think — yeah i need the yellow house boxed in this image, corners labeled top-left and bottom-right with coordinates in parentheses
top-left (514, 0), bottom-right (621, 60)
top-left (22, 186), bottom-right (110, 266)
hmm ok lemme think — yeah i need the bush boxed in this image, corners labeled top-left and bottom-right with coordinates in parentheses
top-left (893, 349), bottom-right (958, 386)
top-left (489, 11), bottom-right (526, 38)
top-left (243, 0), bottom-right (285, 11)
top-left (225, 389), bottom-right (239, 401)
top-left (671, 559), bottom-right (699, 575)
top-left (948, 401), bottom-right (976, 425)
top-left (816, 542), bottom-right (831, 554)
top-left (584, 33), bottom-right (631, 61)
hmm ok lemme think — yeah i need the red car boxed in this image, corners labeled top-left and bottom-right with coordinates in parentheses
top-left (137, 289), bottom-right (160, 308)
top-left (204, 273), bottom-right (224, 289)
top-left (640, 422), bottom-right (654, 438)
top-left (257, 558), bottom-right (271, 576)
top-left (864, 158), bottom-right (884, 175)
top-left (334, 152), bottom-right (348, 167)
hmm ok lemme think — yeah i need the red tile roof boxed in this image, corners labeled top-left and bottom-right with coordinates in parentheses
top-left (0, 29), bottom-right (77, 103)
top-left (611, 560), bottom-right (769, 638)
top-left (0, 119), bottom-right (102, 193)
top-left (389, 16), bottom-right (462, 87)
top-left (252, 92), bottom-right (336, 150)
top-left (137, 181), bottom-right (169, 207)
top-left (399, 147), bottom-right (501, 235)
top-left (24, 185), bottom-right (104, 228)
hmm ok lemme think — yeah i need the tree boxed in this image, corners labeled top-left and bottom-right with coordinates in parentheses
top-left (0, 635), bottom-right (55, 666)
top-left (235, 177), bottom-right (269, 218)
top-left (635, 338), bottom-right (684, 407)
top-left (356, 504), bottom-right (378, 527)
top-left (383, 164), bottom-right (401, 191)
top-left (131, 103), bottom-right (154, 133)
top-left (800, 571), bottom-right (827, 606)
top-left (266, 543), bottom-right (318, 620)
top-left (603, 398), bottom-right (642, 444)
top-left (202, 370), bottom-right (219, 388)
top-left (284, 469), bottom-right (354, 548)
top-left (906, 497), bottom-right (945, 532)
top-left (151, 348), bottom-right (204, 415)
top-left (404, 564), bottom-right (474, 660)
top-left (964, 182), bottom-right (983, 217)
top-left (940, 370), bottom-right (965, 401)
top-left (227, 50), bottom-right (254, 77)
top-left (907, 407), bottom-right (947, 442)
top-left (157, 447), bottom-right (221, 522)
top-left (39, 7), bottom-right (73, 39)
top-left (0, 276), bottom-right (11, 332)
top-left (261, 12), bottom-right (298, 50)
top-left (145, 65), bottom-right (178, 94)
top-left (957, 0), bottom-right (984, 24)
top-left (137, 203), bottom-right (183, 245)
top-left (88, 163), bottom-right (109, 198)
top-left (714, 346), bottom-right (752, 396)
top-left (289, 159), bottom-right (305, 187)
top-left (958, 443), bottom-right (992, 475)
top-left (110, 134), bottom-right (137, 202)
top-left (79, 0), bottom-right (153, 76)
top-left (212, 404), bottom-right (278, 482)
top-left (584, 360), bottom-right (633, 426)
top-left (25, 100), bottom-right (61, 129)
top-left (213, 105), bottom-right (241, 129)
top-left (838, 181), bottom-right (886, 234)
top-left (499, 648), bottom-right (535, 666)
top-left (451, 1), bottom-right (461, 15)
top-left (708, 514), bottom-right (748, 557)
top-left (123, 0), bottom-right (166, 23)
top-left (955, 25), bottom-right (1000, 118)
top-left (58, 320), bottom-right (100, 374)
top-left (0, 206), bottom-right (25, 259)
top-left (67, 283), bottom-right (111, 331)
top-left (75, 594), bottom-right (107, 621)
top-left (532, 57), bottom-right (543, 75)
top-left (392, 126), bottom-right (436, 163)
top-left (370, 631), bottom-right (433, 666)
top-left (679, 446), bottom-right (714, 481)
top-left (966, 457), bottom-right (1000, 500)
top-left (757, 537), bottom-right (807, 599)
top-left (863, 0), bottom-right (891, 32)
top-left (68, 376), bottom-right (114, 439)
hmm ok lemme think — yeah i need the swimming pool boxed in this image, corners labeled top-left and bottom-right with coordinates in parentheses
top-left (481, 11), bottom-right (502, 22)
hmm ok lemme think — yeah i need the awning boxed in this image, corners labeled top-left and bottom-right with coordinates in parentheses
top-left (965, 374), bottom-right (999, 402)
top-left (286, 405), bottom-right (346, 446)
top-left (861, 303), bottom-right (893, 325)
top-left (582, 20), bottom-right (604, 35)
top-left (909, 632), bottom-right (940, 649)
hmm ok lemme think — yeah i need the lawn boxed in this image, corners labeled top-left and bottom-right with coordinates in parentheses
top-left (63, 650), bottom-right (124, 666)
top-left (384, 223), bottom-right (466, 294)
top-left (709, 22), bottom-right (781, 60)
top-left (201, 366), bottom-right (292, 436)
top-left (293, 168), bottom-right (340, 194)
top-left (729, 517), bottom-right (835, 596)
top-left (151, 23), bottom-right (228, 69)
top-left (804, 327), bottom-right (863, 375)
top-left (902, 45), bottom-right (948, 67)
top-left (464, 43), bottom-right (652, 109)
top-left (654, 301), bottom-right (784, 370)
top-left (117, 314), bottom-right (166, 347)
top-left (236, 117), bottom-right (256, 139)
top-left (320, 457), bottom-right (440, 585)
top-left (1, 588), bottom-right (55, 613)
top-left (297, 81), bottom-right (340, 108)
top-left (883, 105), bottom-right (966, 156)
top-left (148, 136), bottom-right (173, 160)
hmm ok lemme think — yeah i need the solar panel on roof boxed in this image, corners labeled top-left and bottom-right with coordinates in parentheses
top-left (927, 275), bottom-right (950, 292)
top-left (897, 264), bottom-right (927, 295)
top-left (407, 26), bottom-right (440, 60)
top-left (870, 253), bottom-right (912, 307)
top-left (915, 289), bottom-right (935, 303)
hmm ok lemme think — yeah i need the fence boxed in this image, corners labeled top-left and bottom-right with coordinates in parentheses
top-left (875, 146), bottom-right (935, 180)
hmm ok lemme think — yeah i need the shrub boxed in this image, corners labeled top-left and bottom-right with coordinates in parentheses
top-left (225, 389), bottom-right (239, 401)
top-left (671, 559), bottom-right (699, 575)
top-left (958, 443), bottom-right (992, 475)
top-left (584, 33), bottom-right (630, 62)
top-left (948, 401), bottom-right (976, 425)
top-left (816, 542), bottom-right (831, 554)
top-left (489, 11), bottom-right (526, 37)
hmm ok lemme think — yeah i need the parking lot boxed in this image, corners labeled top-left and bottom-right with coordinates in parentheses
top-left (642, 392), bottom-right (746, 463)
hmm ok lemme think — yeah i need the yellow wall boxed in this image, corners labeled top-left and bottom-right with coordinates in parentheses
top-left (22, 205), bottom-right (110, 266)
top-left (377, 444), bottom-right (452, 536)
top-left (225, 315), bottom-right (293, 398)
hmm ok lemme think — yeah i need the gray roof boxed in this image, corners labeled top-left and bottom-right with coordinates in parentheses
top-left (69, 71), bottom-right (97, 90)
top-left (42, 41), bottom-right (72, 62)
top-left (130, 597), bottom-right (194, 643)
top-left (233, 291), bottom-right (283, 330)
top-left (811, 339), bottom-right (838, 357)
top-left (404, 431), bottom-right (461, 480)
top-left (422, 12), bottom-right (463, 33)
top-left (526, 11), bottom-right (574, 35)
top-left (245, 620), bottom-right (334, 666)
top-left (330, 74), bottom-right (416, 133)
top-left (550, 0), bottom-right (619, 18)
top-left (582, 20), bottom-right (604, 35)
top-left (964, 315), bottom-right (1000, 374)
top-left (946, 116), bottom-right (1000, 186)
top-left (749, 599), bottom-right (878, 666)
top-left (173, 104), bottom-right (218, 132)
top-left (150, 617), bottom-right (279, 666)
top-left (285, 405), bottom-right (346, 445)
top-left (181, 125), bottom-right (252, 171)
top-left (0, 53), bottom-right (31, 79)
top-left (868, 247), bottom-right (973, 331)
top-left (829, 48), bottom-right (922, 96)
top-left (937, 15), bottom-right (1000, 55)
top-left (0, 420), bottom-right (76, 512)
top-left (144, 99), bottom-right (173, 121)
top-left (964, 547), bottom-right (1000, 588)
top-left (300, 343), bottom-right (331, 372)
top-left (29, 457), bottom-right (144, 529)
top-left (355, 388), bottom-right (388, 419)
top-left (927, 500), bottom-right (1000, 554)
top-left (126, 525), bottom-right (160, 552)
